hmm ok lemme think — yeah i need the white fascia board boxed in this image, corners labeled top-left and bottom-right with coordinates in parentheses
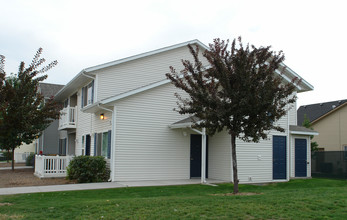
top-left (101, 79), bottom-right (171, 105)
top-left (279, 63), bottom-right (314, 91)
top-left (81, 102), bottom-right (99, 113)
top-left (55, 70), bottom-right (95, 101)
top-left (55, 70), bottom-right (84, 98)
top-left (85, 39), bottom-right (208, 73)
top-left (274, 69), bottom-right (302, 91)
top-left (168, 122), bottom-right (193, 129)
top-left (290, 131), bottom-right (319, 136)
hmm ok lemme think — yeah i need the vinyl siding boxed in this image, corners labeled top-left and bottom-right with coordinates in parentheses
top-left (208, 130), bottom-right (231, 181)
top-left (113, 83), bottom-right (191, 181)
top-left (208, 113), bottom-right (290, 184)
top-left (289, 92), bottom-right (297, 125)
top-left (311, 105), bottom-right (347, 151)
top-left (95, 45), bottom-right (208, 101)
top-left (112, 81), bottom-right (292, 182)
top-left (42, 120), bottom-right (60, 154)
top-left (91, 111), bottom-right (112, 156)
top-left (75, 87), bottom-right (113, 156)
top-left (76, 87), bottom-right (93, 155)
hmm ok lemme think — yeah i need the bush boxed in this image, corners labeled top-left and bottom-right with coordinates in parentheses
top-left (1, 151), bottom-right (13, 161)
top-left (67, 156), bottom-right (110, 183)
top-left (26, 153), bottom-right (35, 166)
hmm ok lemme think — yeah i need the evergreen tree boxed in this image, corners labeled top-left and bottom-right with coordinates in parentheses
top-left (0, 49), bottom-right (60, 170)
top-left (166, 37), bottom-right (299, 193)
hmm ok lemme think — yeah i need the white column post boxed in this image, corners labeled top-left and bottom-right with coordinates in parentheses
top-left (201, 127), bottom-right (206, 184)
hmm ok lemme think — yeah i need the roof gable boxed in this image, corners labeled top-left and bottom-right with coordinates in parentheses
top-left (55, 40), bottom-right (208, 101)
top-left (39, 83), bottom-right (64, 98)
top-left (56, 39), bottom-right (314, 103)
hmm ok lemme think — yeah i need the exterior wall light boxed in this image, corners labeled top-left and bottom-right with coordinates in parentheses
top-left (100, 113), bottom-right (104, 120)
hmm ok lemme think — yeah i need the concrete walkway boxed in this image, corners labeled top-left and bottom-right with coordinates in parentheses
top-left (0, 166), bottom-right (33, 170)
top-left (0, 179), bottom-right (225, 195)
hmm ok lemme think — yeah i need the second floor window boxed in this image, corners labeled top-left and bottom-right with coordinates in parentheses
top-left (81, 81), bottom-right (94, 108)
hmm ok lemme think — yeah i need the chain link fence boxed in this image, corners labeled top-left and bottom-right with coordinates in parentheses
top-left (311, 151), bottom-right (347, 179)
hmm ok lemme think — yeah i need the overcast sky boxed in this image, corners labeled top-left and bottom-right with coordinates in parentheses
top-left (1, 0), bottom-right (346, 108)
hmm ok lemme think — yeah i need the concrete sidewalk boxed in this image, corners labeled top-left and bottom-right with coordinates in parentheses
top-left (0, 166), bottom-right (33, 170)
top-left (0, 179), bottom-right (225, 195)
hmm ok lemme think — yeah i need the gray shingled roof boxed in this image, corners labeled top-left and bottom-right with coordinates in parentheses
top-left (39, 83), bottom-right (65, 98)
top-left (297, 99), bottom-right (347, 125)
top-left (289, 125), bottom-right (318, 134)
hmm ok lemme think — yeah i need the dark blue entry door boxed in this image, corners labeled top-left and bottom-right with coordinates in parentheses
top-left (295, 138), bottom-right (307, 177)
top-left (273, 136), bottom-right (286, 179)
top-left (190, 134), bottom-right (208, 178)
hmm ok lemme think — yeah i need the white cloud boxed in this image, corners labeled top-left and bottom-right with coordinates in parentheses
top-left (1, 0), bottom-right (347, 107)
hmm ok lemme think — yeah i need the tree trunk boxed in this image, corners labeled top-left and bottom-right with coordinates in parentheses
top-left (231, 134), bottom-right (239, 194)
top-left (11, 148), bottom-right (15, 171)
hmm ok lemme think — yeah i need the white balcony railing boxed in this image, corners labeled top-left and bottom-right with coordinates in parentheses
top-left (58, 106), bottom-right (77, 130)
top-left (34, 155), bottom-right (73, 178)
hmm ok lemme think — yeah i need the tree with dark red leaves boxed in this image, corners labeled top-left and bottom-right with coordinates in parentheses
top-left (0, 49), bottom-right (60, 170)
top-left (166, 37), bottom-right (299, 193)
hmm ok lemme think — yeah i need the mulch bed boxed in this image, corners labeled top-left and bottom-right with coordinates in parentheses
top-left (0, 163), bottom-right (75, 188)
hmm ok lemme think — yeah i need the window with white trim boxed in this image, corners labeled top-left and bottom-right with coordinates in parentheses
top-left (94, 130), bottom-right (111, 159)
top-left (81, 81), bottom-right (94, 108)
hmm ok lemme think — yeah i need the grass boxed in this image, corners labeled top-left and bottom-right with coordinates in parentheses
top-left (0, 178), bottom-right (346, 219)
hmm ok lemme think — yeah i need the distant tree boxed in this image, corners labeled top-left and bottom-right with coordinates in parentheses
top-left (166, 37), bottom-right (299, 193)
top-left (302, 114), bottom-right (319, 152)
top-left (0, 49), bottom-right (60, 170)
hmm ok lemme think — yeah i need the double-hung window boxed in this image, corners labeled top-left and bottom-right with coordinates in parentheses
top-left (81, 80), bottom-right (94, 108)
top-left (94, 130), bottom-right (111, 159)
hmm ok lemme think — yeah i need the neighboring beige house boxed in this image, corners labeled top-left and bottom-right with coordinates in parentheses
top-left (298, 99), bottom-right (347, 152)
top-left (48, 40), bottom-right (315, 183)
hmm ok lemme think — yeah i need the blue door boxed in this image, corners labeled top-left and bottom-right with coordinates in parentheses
top-left (190, 134), bottom-right (208, 178)
top-left (295, 138), bottom-right (307, 177)
top-left (273, 136), bottom-right (287, 179)
top-left (85, 135), bottom-right (91, 156)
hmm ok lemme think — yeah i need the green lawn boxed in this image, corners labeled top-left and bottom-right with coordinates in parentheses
top-left (0, 178), bottom-right (346, 219)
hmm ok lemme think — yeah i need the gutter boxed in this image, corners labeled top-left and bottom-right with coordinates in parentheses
top-left (81, 71), bottom-right (95, 80)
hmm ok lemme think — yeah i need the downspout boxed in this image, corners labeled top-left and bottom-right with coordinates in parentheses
top-left (287, 106), bottom-right (290, 181)
top-left (191, 128), bottom-right (207, 184)
top-left (98, 103), bottom-right (115, 182)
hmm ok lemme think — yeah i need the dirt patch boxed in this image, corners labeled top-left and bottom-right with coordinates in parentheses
top-left (0, 213), bottom-right (23, 219)
top-left (0, 202), bottom-right (12, 206)
top-left (0, 168), bottom-right (75, 188)
top-left (210, 192), bottom-right (262, 196)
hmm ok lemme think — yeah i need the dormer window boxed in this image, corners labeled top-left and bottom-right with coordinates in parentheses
top-left (81, 81), bottom-right (94, 108)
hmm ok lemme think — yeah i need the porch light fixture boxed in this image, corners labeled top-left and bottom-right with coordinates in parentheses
top-left (100, 113), bottom-right (105, 120)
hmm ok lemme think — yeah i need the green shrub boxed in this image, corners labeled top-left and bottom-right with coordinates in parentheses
top-left (1, 151), bottom-right (13, 161)
top-left (26, 153), bottom-right (35, 166)
top-left (67, 156), bottom-right (110, 183)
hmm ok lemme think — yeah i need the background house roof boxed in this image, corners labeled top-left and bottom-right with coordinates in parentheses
top-left (297, 99), bottom-right (347, 125)
top-left (39, 83), bottom-right (65, 98)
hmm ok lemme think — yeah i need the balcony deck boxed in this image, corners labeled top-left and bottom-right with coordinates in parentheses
top-left (59, 106), bottom-right (77, 130)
